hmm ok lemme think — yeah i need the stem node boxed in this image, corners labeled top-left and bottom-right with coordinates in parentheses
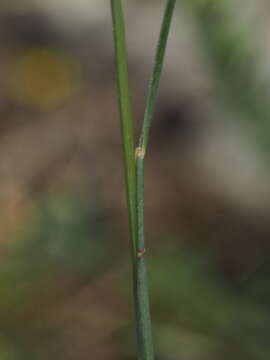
top-left (137, 248), bottom-right (146, 258)
top-left (135, 147), bottom-right (146, 160)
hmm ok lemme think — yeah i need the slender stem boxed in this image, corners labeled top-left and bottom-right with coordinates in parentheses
top-left (135, 147), bottom-right (154, 360)
top-left (139, 0), bottom-right (176, 152)
top-left (135, 1), bottom-right (176, 358)
top-left (110, 3), bottom-right (150, 359)
top-left (111, 1), bottom-right (176, 359)
top-left (110, 0), bottom-right (137, 264)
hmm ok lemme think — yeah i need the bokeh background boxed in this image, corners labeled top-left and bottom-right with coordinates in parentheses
top-left (0, 0), bottom-right (270, 359)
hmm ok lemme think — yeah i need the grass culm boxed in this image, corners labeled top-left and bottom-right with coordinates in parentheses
top-left (110, 1), bottom-right (176, 359)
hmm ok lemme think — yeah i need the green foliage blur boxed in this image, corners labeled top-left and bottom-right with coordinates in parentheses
top-left (0, 194), bottom-right (115, 359)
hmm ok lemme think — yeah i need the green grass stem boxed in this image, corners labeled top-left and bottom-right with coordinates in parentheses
top-left (135, 147), bottom-right (154, 360)
top-left (110, 0), bottom-right (137, 264)
top-left (138, 0), bottom-right (176, 152)
top-left (134, 2), bottom-right (176, 359)
top-left (110, 1), bottom-right (176, 359)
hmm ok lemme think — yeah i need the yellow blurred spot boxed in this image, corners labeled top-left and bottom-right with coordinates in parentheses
top-left (11, 48), bottom-right (79, 110)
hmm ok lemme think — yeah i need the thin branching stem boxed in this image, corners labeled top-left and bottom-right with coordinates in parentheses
top-left (111, 1), bottom-right (176, 359)
top-left (110, 0), bottom-right (137, 265)
top-left (135, 1), bottom-right (176, 358)
top-left (138, 0), bottom-right (176, 152)
top-left (110, 4), bottom-right (142, 358)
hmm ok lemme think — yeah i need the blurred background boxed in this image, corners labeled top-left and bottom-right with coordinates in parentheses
top-left (0, 0), bottom-right (270, 358)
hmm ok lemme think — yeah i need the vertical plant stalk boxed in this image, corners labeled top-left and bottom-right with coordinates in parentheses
top-left (110, 0), bottom-right (137, 264)
top-left (110, 4), bottom-right (140, 357)
top-left (135, 146), bottom-right (153, 360)
top-left (138, 0), bottom-right (176, 152)
top-left (135, 1), bottom-right (176, 359)
top-left (111, 0), bottom-right (176, 359)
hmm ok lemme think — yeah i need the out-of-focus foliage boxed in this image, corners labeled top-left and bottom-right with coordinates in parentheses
top-left (0, 194), bottom-right (114, 334)
top-left (117, 246), bottom-right (270, 360)
top-left (182, 0), bottom-right (270, 155)
top-left (11, 47), bottom-right (80, 110)
top-left (149, 248), bottom-right (270, 360)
